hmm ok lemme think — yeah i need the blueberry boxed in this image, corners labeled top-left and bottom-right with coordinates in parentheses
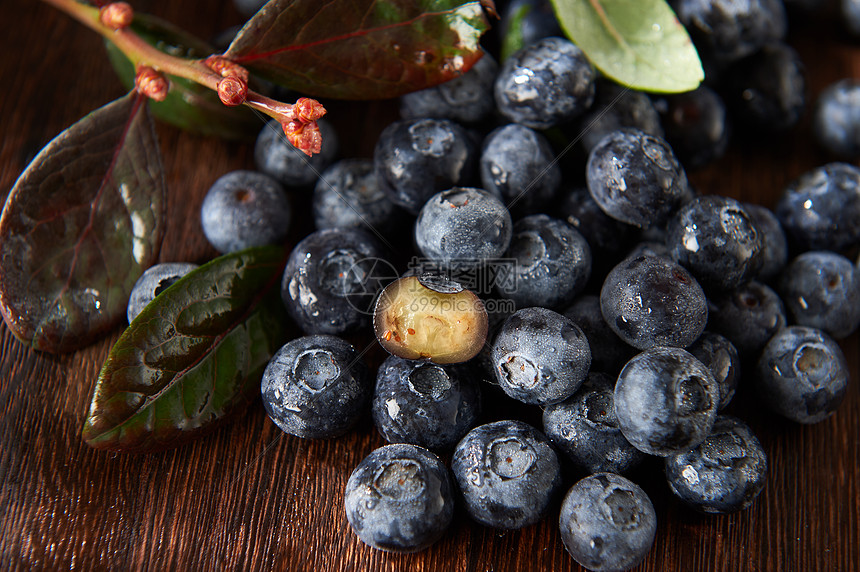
top-left (451, 420), bottom-right (562, 529)
top-left (743, 203), bottom-right (788, 283)
top-left (494, 37), bottom-right (595, 129)
top-left (562, 295), bottom-right (636, 375)
top-left (600, 254), bottom-right (708, 350)
top-left (344, 443), bottom-right (454, 552)
top-left (479, 124), bottom-right (561, 214)
top-left (586, 128), bottom-right (690, 228)
top-left (756, 326), bottom-right (849, 424)
top-left (399, 53), bottom-right (498, 124)
top-left (126, 262), bottom-right (198, 322)
top-left (724, 42), bottom-right (806, 132)
top-left (625, 240), bottom-right (672, 261)
top-left (491, 307), bottom-right (591, 405)
top-left (576, 79), bottom-right (664, 154)
top-left (665, 195), bottom-right (763, 292)
top-left (558, 187), bottom-right (640, 259)
top-left (775, 162), bottom-right (860, 252)
top-left (686, 331), bottom-right (741, 410)
top-left (842, 0), bottom-right (860, 37)
top-left (414, 187), bottom-right (512, 273)
top-left (615, 346), bottom-right (719, 456)
top-left (778, 251), bottom-right (860, 339)
top-left (543, 373), bottom-right (647, 475)
top-left (664, 415), bottom-right (767, 514)
top-left (373, 118), bottom-right (476, 214)
top-left (652, 85), bottom-right (730, 169)
top-left (707, 280), bottom-right (788, 359)
top-left (558, 473), bottom-right (657, 572)
top-left (783, 0), bottom-right (824, 11)
top-left (261, 335), bottom-right (371, 439)
top-left (281, 227), bottom-right (388, 335)
top-left (812, 79), bottom-right (860, 159)
top-left (371, 355), bottom-right (482, 451)
top-left (232, 0), bottom-right (266, 17)
top-left (200, 170), bottom-right (291, 253)
top-left (674, 0), bottom-right (787, 64)
top-left (373, 274), bottom-right (488, 364)
top-left (311, 158), bottom-right (397, 233)
top-left (500, 214), bottom-right (591, 310)
top-left (255, 118), bottom-right (338, 187)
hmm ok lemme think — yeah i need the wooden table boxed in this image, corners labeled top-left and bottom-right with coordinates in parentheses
top-left (1, 1), bottom-right (858, 570)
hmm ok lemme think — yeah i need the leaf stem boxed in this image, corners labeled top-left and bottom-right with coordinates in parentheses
top-left (40, 0), bottom-right (326, 154)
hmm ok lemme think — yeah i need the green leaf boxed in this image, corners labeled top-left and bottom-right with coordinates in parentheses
top-left (225, 0), bottom-right (493, 100)
top-left (550, 0), bottom-right (704, 93)
top-left (500, 2), bottom-right (531, 61)
top-left (0, 92), bottom-right (166, 353)
top-left (82, 246), bottom-right (290, 453)
top-left (105, 13), bottom-right (260, 140)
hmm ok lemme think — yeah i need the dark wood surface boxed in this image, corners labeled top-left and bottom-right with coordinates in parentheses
top-left (1, 1), bottom-right (859, 570)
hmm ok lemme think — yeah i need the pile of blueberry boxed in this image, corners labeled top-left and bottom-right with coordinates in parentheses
top-left (130, 0), bottom-right (860, 568)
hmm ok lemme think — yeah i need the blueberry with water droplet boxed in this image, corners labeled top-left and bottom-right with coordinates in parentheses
top-left (775, 162), bottom-right (860, 252)
top-left (452, 420), bottom-right (562, 529)
top-left (559, 472), bottom-right (657, 571)
top-left (543, 372), bottom-right (647, 475)
top-left (261, 335), bottom-right (371, 439)
top-left (281, 227), bottom-right (388, 335)
top-left (665, 415), bottom-right (767, 514)
top-left (778, 251), bottom-right (860, 339)
top-left (586, 128), bottom-right (690, 229)
top-left (479, 123), bottom-right (561, 215)
top-left (500, 214), bottom-right (592, 310)
top-left (600, 254), bottom-right (708, 350)
top-left (371, 355), bottom-right (481, 451)
top-left (665, 195), bottom-right (763, 292)
top-left (707, 281), bottom-right (787, 359)
top-left (494, 36), bottom-right (595, 129)
top-left (344, 443), bottom-right (454, 552)
top-left (614, 346), bottom-right (718, 456)
top-left (491, 307), bottom-right (591, 405)
top-left (756, 326), bottom-right (849, 424)
top-left (373, 118), bottom-right (476, 214)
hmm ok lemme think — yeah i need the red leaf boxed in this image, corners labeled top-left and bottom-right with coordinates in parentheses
top-left (0, 92), bottom-right (166, 353)
top-left (225, 0), bottom-right (494, 100)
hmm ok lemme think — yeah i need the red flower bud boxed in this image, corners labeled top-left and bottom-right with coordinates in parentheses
top-left (283, 120), bottom-right (322, 157)
top-left (135, 67), bottom-right (168, 102)
top-left (218, 76), bottom-right (247, 106)
top-left (99, 2), bottom-right (134, 30)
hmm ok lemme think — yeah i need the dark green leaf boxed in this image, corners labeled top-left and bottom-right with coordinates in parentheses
top-left (225, 0), bottom-right (493, 100)
top-left (105, 13), bottom-right (260, 140)
top-left (500, 2), bottom-right (530, 61)
top-left (550, 0), bottom-right (703, 93)
top-left (82, 246), bottom-right (290, 453)
top-left (0, 92), bottom-right (166, 353)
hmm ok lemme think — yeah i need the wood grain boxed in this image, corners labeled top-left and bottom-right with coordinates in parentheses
top-left (1, 1), bottom-right (858, 570)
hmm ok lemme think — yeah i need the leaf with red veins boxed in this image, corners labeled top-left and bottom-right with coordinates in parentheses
top-left (225, 0), bottom-right (494, 100)
top-left (0, 92), bottom-right (166, 353)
